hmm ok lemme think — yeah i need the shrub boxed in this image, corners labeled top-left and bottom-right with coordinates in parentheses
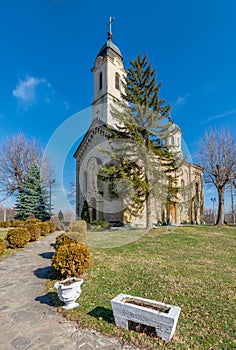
top-left (37, 222), bottom-right (50, 236)
top-left (81, 200), bottom-right (91, 223)
top-left (67, 231), bottom-right (86, 245)
top-left (6, 228), bottom-right (31, 248)
top-left (10, 220), bottom-right (25, 227)
top-left (52, 242), bottom-right (92, 278)
top-left (0, 221), bottom-right (10, 228)
top-left (47, 221), bottom-right (56, 233)
top-left (91, 219), bottom-right (110, 229)
top-left (26, 218), bottom-right (41, 224)
top-left (54, 233), bottom-right (74, 250)
top-left (68, 221), bottom-right (86, 243)
top-left (25, 223), bottom-right (41, 241)
top-left (0, 238), bottom-right (6, 255)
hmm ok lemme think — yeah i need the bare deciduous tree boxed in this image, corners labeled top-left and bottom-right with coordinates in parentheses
top-left (198, 127), bottom-right (236, 225)
top-left (0, 133), bottom-right (43, 199)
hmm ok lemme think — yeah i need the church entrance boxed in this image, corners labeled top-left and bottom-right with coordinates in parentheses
top-left (91, 197), bottom-right (97, 221)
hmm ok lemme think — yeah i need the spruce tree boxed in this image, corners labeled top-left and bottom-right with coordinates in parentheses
top-left (81, 200), bottom-right (91, 223)
top-left (15, 164), bottom-right (50, 221)
top-left (100, 54), bottom-right (182, 229)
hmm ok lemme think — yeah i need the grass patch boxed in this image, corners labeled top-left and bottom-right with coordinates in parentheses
top-left (48, 226), bottom-right (236, 349)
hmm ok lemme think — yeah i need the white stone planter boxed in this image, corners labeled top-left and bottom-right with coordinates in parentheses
top-left (111, 294), bottom-right (181, 341)
top-left (54, 277), bottom-right (83, 310)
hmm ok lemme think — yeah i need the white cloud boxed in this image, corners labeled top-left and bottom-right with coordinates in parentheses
top-left (13, 76), bottom-right (49, 109)
top-left (175, 96), bottom-right (185, 106)
top-left (174, 93), bottom-right (190, 108)
top-left (63, 101), bottom-right (71, 110)
top-left (203, 109), bottom-right (236, 123)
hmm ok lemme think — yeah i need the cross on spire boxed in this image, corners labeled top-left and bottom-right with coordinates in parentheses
top-left (107, 16), bottom-right (115, 40)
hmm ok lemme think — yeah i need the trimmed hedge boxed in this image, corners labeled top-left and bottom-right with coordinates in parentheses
top-left (6, 228), bottom-right (31, 248)
top-left (52, 242), bottom-right (92, 278)
top-left (25, 223), bottom-right (41, 241)
top-left (0, 221), bottom-right (10, 228)
top-left (54, 233), bottom-right (74, 250)
top-left (10, 220), bottom-right (25, 227)
top-left (0, 238), bottom-right (6, 255)
top-left (37, 222), bottom-right (51, 236)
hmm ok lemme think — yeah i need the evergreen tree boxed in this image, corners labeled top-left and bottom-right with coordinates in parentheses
top-left (100, 54), bottom-right (182, 229)
top-left (58, 210), bottom-right (64, 222)
top-left (15, 164), bottom-right (50, 221)
top-left (81, 200), bottom-right (91, 223)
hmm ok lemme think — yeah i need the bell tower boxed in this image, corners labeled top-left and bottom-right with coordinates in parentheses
top-left (91, 20), bottom-right (126, 127)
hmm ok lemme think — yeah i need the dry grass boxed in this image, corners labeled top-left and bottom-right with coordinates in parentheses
top-left (48, 225), bottom-right (236, 349)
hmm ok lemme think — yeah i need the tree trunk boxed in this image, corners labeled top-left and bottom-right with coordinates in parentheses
top-left (146, 192), bottom-right (152, 230)
top-left (216, 187), bottom-right (225, 225)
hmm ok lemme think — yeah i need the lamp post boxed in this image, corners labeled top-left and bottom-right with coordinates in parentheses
top-left (230, 178), bottom-right (235, 226)
top-left (49, 179), bottom-right (55, 216)
top-left (211, 197), bottom-right (216, 224)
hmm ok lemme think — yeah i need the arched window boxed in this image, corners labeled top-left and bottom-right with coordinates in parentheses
top-left (115, 73), bottom-right (120, 90)
top-left (171, 136), bottom-right (174, 145)
top-left (181, 179), bottom-right (185, 187)
top-left (99, 72), bottom-right (102, 90)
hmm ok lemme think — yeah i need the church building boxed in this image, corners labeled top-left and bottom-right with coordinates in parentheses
top-left (74, 29), bottom-right (204, 227)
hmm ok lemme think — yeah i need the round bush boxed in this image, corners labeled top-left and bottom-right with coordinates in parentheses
top-left (0, 238), bottom-right (6, 255)
top-left (25, 223), bottom-right (41, 241)
top-left (0, 221), bottom-right (10, 228)
top-left (54, 233), bottom-right (74, 250)
top-left (67, 231), bottom-right (86, 245)
top-left (52, 242), bottom-right (92, 278)
top-left (10, 220), bottom-right (25, 227)
top-left (26, 218), bottom-right (41, 224)
top-left (47, 221), bottom-right (56, 233)
top-left (6, 228), bottom-right (31, 248)
top-left (37, 222), bottom-right (50, 236)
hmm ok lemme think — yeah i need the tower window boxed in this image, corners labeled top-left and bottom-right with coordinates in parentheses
top-left (171, 136), bottom-right (174, 145)
top-left (115, 73), bottom-right (120, 90)
top-left (99, 72), bottom-right (102, 90)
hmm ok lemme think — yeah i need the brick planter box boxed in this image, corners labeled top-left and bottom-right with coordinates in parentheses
top-left (111, 293), bottom-right (181, 341)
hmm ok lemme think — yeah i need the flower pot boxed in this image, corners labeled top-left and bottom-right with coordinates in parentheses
top-left (111, 294), bottom-right (181, 341)
top-left (54, 277), bottom-right (83, 310)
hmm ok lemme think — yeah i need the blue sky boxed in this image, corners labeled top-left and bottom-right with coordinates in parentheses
top-left (0, 0), bottom-right (236, 211)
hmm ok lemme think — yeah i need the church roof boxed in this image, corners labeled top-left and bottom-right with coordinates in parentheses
top-left (97, 32), bottom-right (123, 60)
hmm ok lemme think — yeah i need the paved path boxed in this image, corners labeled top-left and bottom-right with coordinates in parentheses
top-left (0, 232), bottom-right (139, 350)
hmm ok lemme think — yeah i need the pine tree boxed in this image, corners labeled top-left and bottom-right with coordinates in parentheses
top-left (81, 200), bottom-right (91, 223)
top-left (15, 164), bottom-right (50, 221)
top-left (100, 54), bottom-right (182, 229)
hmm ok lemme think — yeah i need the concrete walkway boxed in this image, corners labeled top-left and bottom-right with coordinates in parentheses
top-left (0, 232), bottom-right (139, 350)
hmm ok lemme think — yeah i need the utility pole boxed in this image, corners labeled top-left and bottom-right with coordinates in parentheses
top-left (230, 178), bottom-right (235, 226)
top-left (49, 179), bottom-right (55, 217)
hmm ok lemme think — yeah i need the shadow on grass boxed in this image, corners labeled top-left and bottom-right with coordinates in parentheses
top-left (39, 252), bottom-right (54, 259)
top-left (88, 306), bottom-right (115, 324)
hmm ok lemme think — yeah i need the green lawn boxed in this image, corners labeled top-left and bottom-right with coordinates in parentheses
top-left (49, 226), bottom-right (236, 349)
